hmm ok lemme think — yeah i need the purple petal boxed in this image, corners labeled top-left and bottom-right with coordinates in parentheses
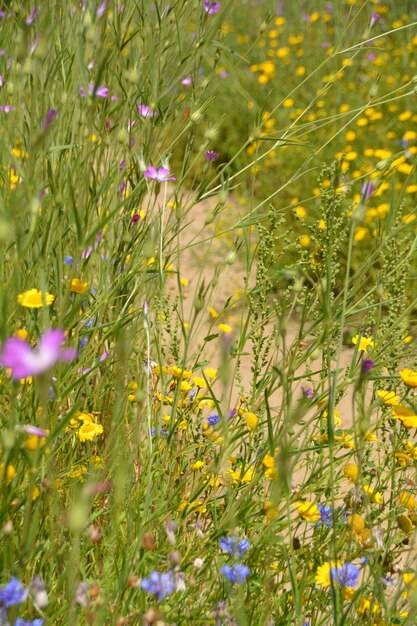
top-left (144, 166), bottom-right (157, 179)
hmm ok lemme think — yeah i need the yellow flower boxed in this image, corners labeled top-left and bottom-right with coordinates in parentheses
top-left (178, 499), bottom-right (206, 514)
top-left (347, 513), bottom-right (365, 534)
top-left (66, 465), bottom-right (88, 482)
top-left (190, 460), bottom-right (205, 471)
top-left (315, 562), bottom-right (332, 587)
top-left (193, 376), bottom-right (206, 388)
top-left (77, 422), bottom-right (104, 442)
top-left (264, 501), bottom-right (280, 521)
top-left (363, 485), bottom-right (383, 504)
top-left (400, 368), bottom-right (417, 388)
top-left (399, 491), bottom-right (417, 510)
top-left (292, 501), bottom-right (321, 522)
top-left (70, 278), bottom-right (89, 294)
top-left (395, 452), bottom-right (411, 467)
top-left (217, 323), bottom-right (232, 333)
top-left (377, 389), bottom-right (400, 406)
top-left (25, 433), bottom-right (47, 451)
top-left (204, 368), bottom-right (217, 379)
top-left (14, 328), bottom-right (28, 340)
top-left (0, 463), bottom-right (16, 484)
top-left (180, 380), bottom-right (193, 393)
top-left (343, 463), bottom-right (359, 483)
top-left (228, 466), bottom-right (255, 484)
top-left (244, 412), bottom-right (258, 431)
top-left (170, 366), bottom-right (193, 379)
top-left (398, 514), bottom-right (413, 534)
top-left (393, 405), bottom-right (417, 428)
top-left (17, 289), bottom-right (54, 308)
top-left (352, 335), bottom-right (373, 352)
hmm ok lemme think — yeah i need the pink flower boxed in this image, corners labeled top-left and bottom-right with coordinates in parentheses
top-left (0, 329), bottom-right (77, 380)
top-left (204, 0), bottom-right (220, 13)
top-left (144, 166), bottom-right (176, 182)
top-left (181, 76), bottom-right (192, 86)
top-left (137, 104), bottom-right (157, 118)
top-left (79, 83), bottom-right (109, 98)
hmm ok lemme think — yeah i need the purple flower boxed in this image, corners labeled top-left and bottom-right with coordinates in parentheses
top-left (14, 619), bottom-right (44, 626)
top-left (331, 562), bottom-right (360, 588)
top-left (79, 83), bottom-right (109, 98)
top-left (207, 413), bottom-right (220, 427)
top-left (96, 0), bottom-right (108, 16)
top-left (140, 571), bottom-right (176, 600)
top-left (301, 386), bottom-right (316, 400)
top-left (131, 213), bottom-right (141, 225)
top-left (370, 12), bottom-right (382, 28)
top-left (137, 104), bottom-right (157, 118)
top-left (25, 9), bottom-right (38, 25)
top-left (362, 359), bottom-right (375, 375)
top-left (204, 0), bottom-right (220, 13)
top-left (43, 108), bottom-right (57, 130)
top-left (0, 578), bottom-right (26, 607)
top-left (205, 150), bottom-right (219, 162)
top-left (317, 504), bottom-right (333, 528)
top-left (361, 181), bottom-right (374, 203)
top-left (0, 329), bottom-right (77, 380)
top-left (21, 425), bottom-right (48, 438)
top-left (221, 564), bottom-right (250, 584)
top-left (144, 166), bottom-right (176, 182)
top-left (219, 535), bottom-right (250, 557)
top-left (181, 76), bottom-right (192, 86)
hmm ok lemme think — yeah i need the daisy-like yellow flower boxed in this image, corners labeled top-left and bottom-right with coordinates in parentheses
top-left (398, 491), bottom-right (417, 511)
top-left (70, 278), bottom-right (89, 294)
top-left (244, 412), bottom-right (258, 431)
top-left (377, 389), bottom-right (400, 406)
top-left (363, 485), bottom-right (383, 504)
top-left (393, 405), bottom-right (417, 429)
top-left (77, 421), bottom-right (104, 442)
top-left (343, 462), bottom-right (359, 483)
top-left (170, 366), bottom-right (193, 379)
top-left (315, 562), bottom-right (333, 587)
top-left (352, 335), bottom-right (374, 352)
top-left (292, 500), bottom-right (321, 522)
top-left (400, 368), bottom-right (417, 388)
top-left (18, 289), bottom-right (54, 308)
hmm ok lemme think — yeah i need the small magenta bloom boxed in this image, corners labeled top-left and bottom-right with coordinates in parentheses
top-left (362, 359), bottom-right (375, 375)
top-left (25, 8), bottom-right (38, 25)
top-left (144, 166), bottom-right (176, 182)
top-left (205, 150), bottom-right (219, 162)
top-left (43, 108), bottom-right (57, 130)
top-left (0, 329), bottom-right (77, 380)
top-left (137, 104), bottom-right (157, 118)
top-left (21, 425), bottom-right (48, 438)
top-left (301, 386), bottom-right (316, 400)
top-left (204, 0), bottom-right (220, 14)
top-left (0, 577), bottom-right (27, 607)
top-left (181, 76), bottom-right (192, 85)
top-left (221, 564), bottom-right (250, 584)
top-left (370, 12), bottom-right (382, 28)
top-left (141, 571), bottom-right (176, 600)
top-left (79, 84), bottom-right (109, 98)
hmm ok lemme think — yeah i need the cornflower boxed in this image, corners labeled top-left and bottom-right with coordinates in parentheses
top-left (221, 564), bottom-right (250, 584)
top-left (219, 535), bottom-right (250, 557)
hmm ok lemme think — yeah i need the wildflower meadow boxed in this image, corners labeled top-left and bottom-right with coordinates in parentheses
top-left (3, 0), bottom-right (417, 624)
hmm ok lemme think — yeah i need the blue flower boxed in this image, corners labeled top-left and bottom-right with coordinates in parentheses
top-left (221, 564), bottom-right (250, 584)
top-left (317, 505), bottom-right (333, 528)
top-left (140, 571), bottom-right (176, 600)
top-left (0, 578), bottom-right (26, 607)
top-left (219, 535), bottom-right (250, 557)
top-left (64, 256), bottom-right (73, 265)
top-left (207, 414), bottom-right (220, 427)
top-left (331, 562), bottom-right (360, 588)
top-left (14, 620), bottom-right (44, 626)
